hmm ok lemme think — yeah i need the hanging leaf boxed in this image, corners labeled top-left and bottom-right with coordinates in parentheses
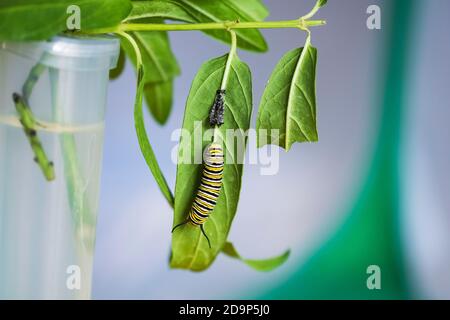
top-left (134, 69), bottom-right (175, 207)
top-left (222, 242), bottom-right (290, 272)
top-left (171, 54), bottom-right (252, 271)
top-left (120, 18), bottom-right (180, 124)
top-left (119, 31), bottom-right (175, 208)
top-left (144, 81), bottom-right (174, 125)
top-left (120, 28), bottom-right (180, 83)
top-left (161, 0), bottom-right (269, 52)
top-left (132, 26), bottom-right (179, 124)
top-left (0, 0), bottom-right (132, 41)
top-left (257, 38), bottom-right (318, 150)
top-left (134, 31), bottom-right (180, 83)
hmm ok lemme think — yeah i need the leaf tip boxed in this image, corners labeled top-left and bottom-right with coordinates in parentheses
top-left (284, 141), bottom-right (293, 152)
top-left (318, 0), bottom-right (328, 8)
top-left (248, 36), bottom-right (269, 53)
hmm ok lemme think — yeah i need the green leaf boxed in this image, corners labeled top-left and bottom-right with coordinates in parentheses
top-left (134, 30), bottom-right (180, 83)
top-left (120, 29), bottom-right (180, 83)
top-left (257, 39), bottom-right (318, 150)
top-left (120, 18), bottom-right (179, 124)
top-left (134, 68), bottom-right (175, 208)
top-left (126, 0), bottom-right (195, 22)
top-left (219, 0), bottom-right (269, 21)
top-left (109, 48), bottom-right (126, 80)
top-left (171, 0), bottom-right (269, 52)
top-left (144, 81), bottom-right (173, 125)
top-left (222, 242), bottom-right (290, 272)
top-left (0, 0), bottom-right (132, 41)
top-left (127, 0), bottom-right (269, 52)
top-left (318, 0), bottom-right (328, 8)
top-left (170, 54), bottom-right (252, 271)
top-left (119, 31), bottom-right (175, 208)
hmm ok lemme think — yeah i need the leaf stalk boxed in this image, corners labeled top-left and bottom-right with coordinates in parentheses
top-left (82, 19), bottom-right (326, 35)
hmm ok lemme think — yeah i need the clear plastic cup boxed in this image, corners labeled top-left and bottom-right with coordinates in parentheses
top-left (0, 35), bottom-right (119, 299)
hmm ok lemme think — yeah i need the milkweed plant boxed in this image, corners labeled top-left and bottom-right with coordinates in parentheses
top-left (0, 0), bottom-right (327, 272)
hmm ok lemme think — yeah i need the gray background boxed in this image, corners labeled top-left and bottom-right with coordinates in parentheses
top-left (92, 0), bottom-right (450, 299)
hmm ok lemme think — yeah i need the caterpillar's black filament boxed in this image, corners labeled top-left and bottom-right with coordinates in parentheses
top-left (209, 89), bottom-right (226, 126)
top-left (172, 143), bottom-right (224, 248)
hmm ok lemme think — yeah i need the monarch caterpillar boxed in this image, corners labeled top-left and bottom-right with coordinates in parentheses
top-left (12, 92), bottom-right (55, 181)
top-left (172, 142), bottom-right (224, 248)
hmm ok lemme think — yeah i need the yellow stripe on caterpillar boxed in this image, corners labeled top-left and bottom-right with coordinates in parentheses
top-left (172, 143), bottom-right (224, 249)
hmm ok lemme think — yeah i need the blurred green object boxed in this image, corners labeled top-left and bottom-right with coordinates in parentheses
top-left (262, 0), bottom-right (416, 299)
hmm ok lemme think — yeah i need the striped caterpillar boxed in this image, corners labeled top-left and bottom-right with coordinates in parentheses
top-left (172, 90), bottom-right (227, 248)
top-left (172, 143), bottom-right (224, 248)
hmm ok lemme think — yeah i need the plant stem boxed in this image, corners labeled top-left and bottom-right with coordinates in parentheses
top-left (14, 56), bottom-right (55, 181)
top-left (221, 30), bottom-right (236, 91)
top-left (12, 93), bottom-right (55, 181)
top-left (83, 19), bottom-right (326, 35)
top-left (22, 62), bottom-right (46, 103)
top-left (116, 31), bottom-right (142, 66)
top-left (301, 0), bottom-right (325, 21)
top-left (212, 30), bottom-right (237, 143)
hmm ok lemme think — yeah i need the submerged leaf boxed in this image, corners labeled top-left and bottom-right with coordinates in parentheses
top-left (171, 54), bottom-right (252, 271)
top-left (222, 242), bottom-right (290, 272)
top-left (257, 39), bottom-right (318, 150)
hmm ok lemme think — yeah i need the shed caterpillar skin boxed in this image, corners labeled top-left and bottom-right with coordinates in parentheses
top-left (172, 143), bottom-right (224, 248)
